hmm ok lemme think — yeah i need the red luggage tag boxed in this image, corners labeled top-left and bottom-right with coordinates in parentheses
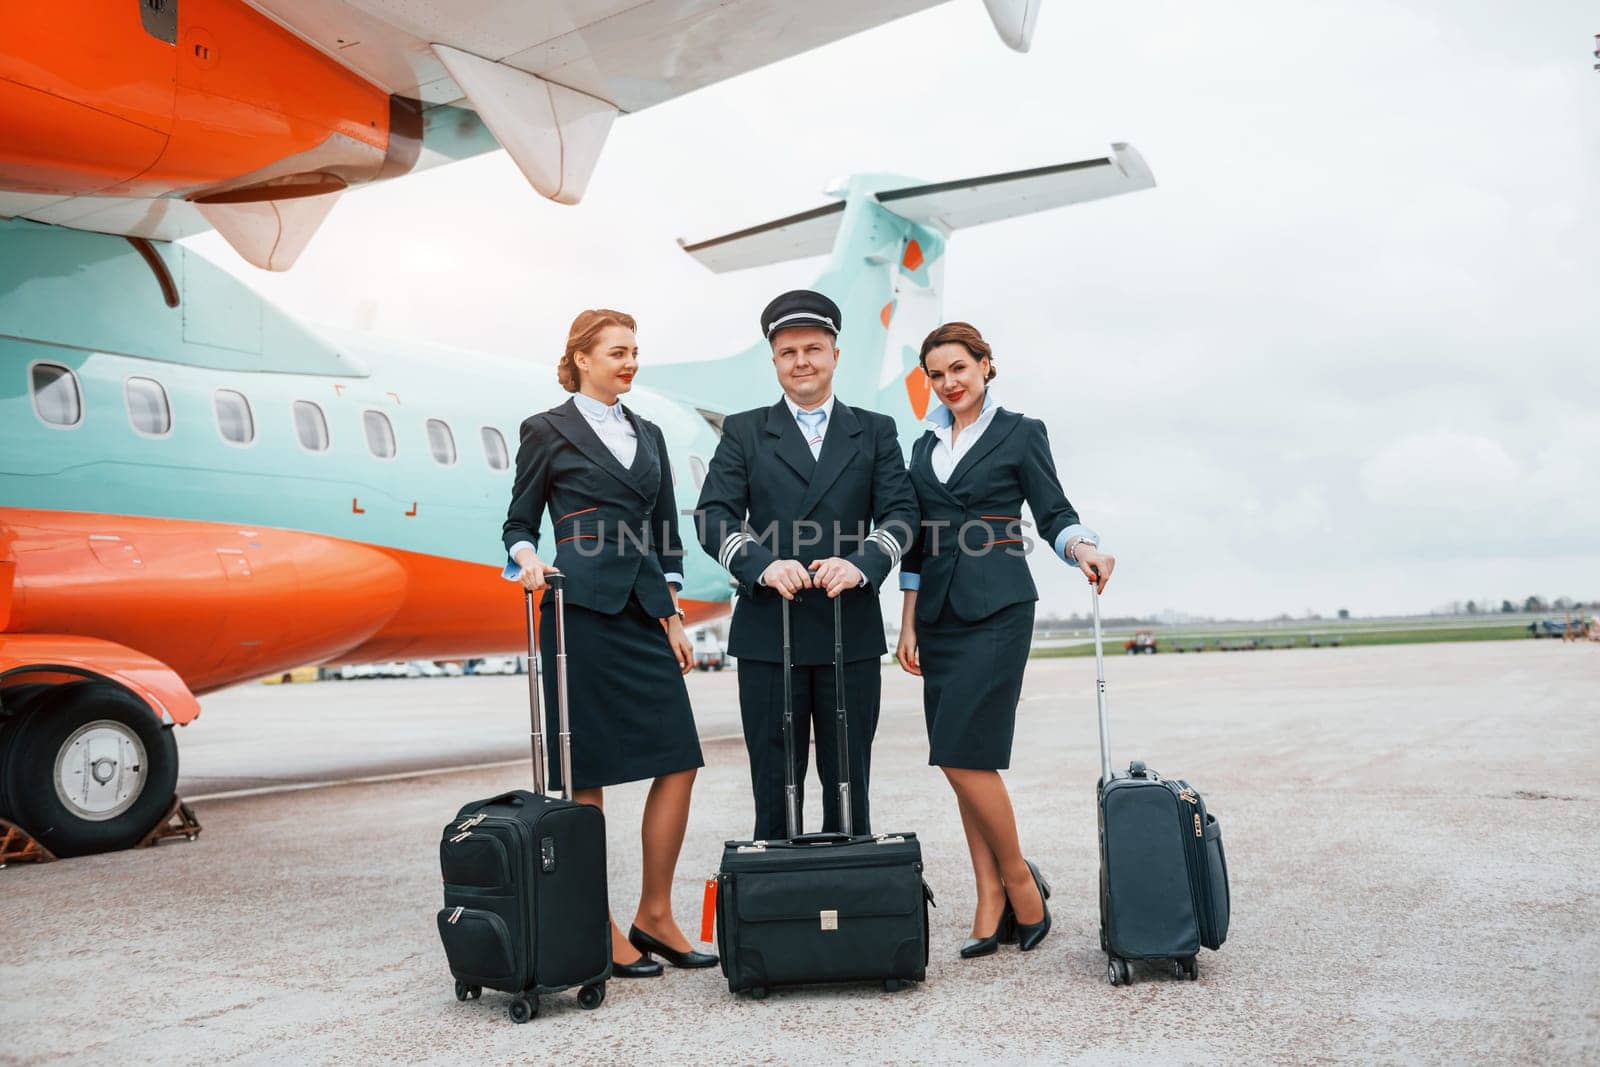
top-left (700, 876), bottom-right (718, 942)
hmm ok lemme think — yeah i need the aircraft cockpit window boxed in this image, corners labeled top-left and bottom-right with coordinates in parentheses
top-left (481, 426), bottom-right (509, 471)
top-left (293, 400), bottom-right (329, 452)
top-left (215, 389), bottom-right (255, 445)
top-left (30, 363), bottom-right (82, 427)
top-left (426, 418), bottom-right (457, 466)
top-left (125, 376), bottom-right (172, 436)
top-left (689, 454), bottom-right (708, 491)
top-left (363, 410), bottom-right (397, 459)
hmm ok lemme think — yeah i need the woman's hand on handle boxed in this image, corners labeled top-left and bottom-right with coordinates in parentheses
top-left (515, 548), bottom-right (557, 592)
top-left (1076, 546), bottom-right (1116, 594)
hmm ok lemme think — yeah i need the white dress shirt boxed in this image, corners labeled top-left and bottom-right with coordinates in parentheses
top-left (927, 390), bottom-right (1001, 483)
top-left (502, 392), bottom-right (682, 590)
top-left (573, 389), bottom-right (637, 467)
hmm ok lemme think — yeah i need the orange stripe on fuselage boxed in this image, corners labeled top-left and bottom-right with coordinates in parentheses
top-left (1, 509), bottom-right (724, 695)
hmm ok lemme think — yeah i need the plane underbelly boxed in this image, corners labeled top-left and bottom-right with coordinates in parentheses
top-left (2, 509), bottom-right (414, 692)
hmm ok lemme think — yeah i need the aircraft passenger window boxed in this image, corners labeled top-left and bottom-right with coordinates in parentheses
top-left (689, 454), bottom-right (708, 492)
top-left (364, 409), bottom-right (396, 459)
top-left (125, 376), bottom-right (172, 436)
top-left (293, 400), bottom-right (329, 451)
top-left (426, 418), bottom-right (457, 465)
top-left (215, 389), bottom-right (255, 445)
top-left (30, 363), bottom-right (82, 427)
top-left (481, 426), bottom-right (509, 470)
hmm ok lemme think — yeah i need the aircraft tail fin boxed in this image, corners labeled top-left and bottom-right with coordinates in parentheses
top-left (665, 145), bottom-right (1155, 452)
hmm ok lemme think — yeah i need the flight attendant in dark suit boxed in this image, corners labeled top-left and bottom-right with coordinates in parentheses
top-left (695, 290), bottom-right (918, 840)
top-left (502, 308), bottom-right (715, 977)
top-left (894, 321), bottom-right (1117, 958)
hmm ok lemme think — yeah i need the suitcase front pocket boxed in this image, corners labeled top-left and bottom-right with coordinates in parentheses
top-left (437, 907), bottom-right (518, 987)
top-left (440, 832), bottom-right (511, 889)
top-left (1200, 814), bottom-right (1230, 949)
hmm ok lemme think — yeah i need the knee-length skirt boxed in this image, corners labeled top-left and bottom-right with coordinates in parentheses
top-left (918, 600), bottom-right (1035, 770)
top-left (537, 593), bottom-right (703, 791)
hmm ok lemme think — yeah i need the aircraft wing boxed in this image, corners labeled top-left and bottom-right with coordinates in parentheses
top-left (0, 0), bottom-right (1042, 269)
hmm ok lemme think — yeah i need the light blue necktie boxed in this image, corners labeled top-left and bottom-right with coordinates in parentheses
top-left (796, 408), bottom-right (827, 457)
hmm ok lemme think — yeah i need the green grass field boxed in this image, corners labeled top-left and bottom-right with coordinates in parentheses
top-left (1031, 622), bottom-right (1544, 658)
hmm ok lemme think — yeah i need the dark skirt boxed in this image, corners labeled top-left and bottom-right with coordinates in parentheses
top-left (538, 594), bottom-right (703, 791)
top-left (918, 600), bottom-right (1035, 770)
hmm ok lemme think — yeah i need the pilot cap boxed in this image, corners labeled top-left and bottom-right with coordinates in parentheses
top-left (761, 289), bottom-right (842, 341)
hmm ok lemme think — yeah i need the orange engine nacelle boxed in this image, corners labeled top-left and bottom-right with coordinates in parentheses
top-left (0, 0), bottom-right (418, 203)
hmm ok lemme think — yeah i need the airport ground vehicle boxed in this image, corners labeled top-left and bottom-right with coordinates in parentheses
top-left (692, 631), bottom-right (728, 671)
top-left (1124, 630), bottom-right (1159, 654)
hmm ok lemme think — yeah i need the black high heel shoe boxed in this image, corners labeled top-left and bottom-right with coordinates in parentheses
top-left (959, 903), bottom-right (1017, 959)
top-left (610, 952), bottom-right (664, 978)
top-left (1013, 859), bottom-right (1053, 952)
top-left (628, 925), bottom-right (719, 969)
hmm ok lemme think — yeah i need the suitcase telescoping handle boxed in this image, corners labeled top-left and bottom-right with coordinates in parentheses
top-left (780, 593), bottom-right (853, 840)
top-left (522, 572), bottom-right (575, 802)
top-left (1089, 566), bottom-right (1113, 786)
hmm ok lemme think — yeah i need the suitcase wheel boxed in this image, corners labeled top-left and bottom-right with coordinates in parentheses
top-left (578, 983), bottom-right (606, 1010)
top-left (453, 980), bottom-right (482, 1002)
top-left (747, 986), bottom-right (769, 1001)
top-left (1107, 958), bottom-right (1131, 986)
top-left (882, 979), bottom-right (909, 993)
top-left (1179, 956), bottom-right (1199, 981)
top-left (507, 995), bottom-right (537, 1024)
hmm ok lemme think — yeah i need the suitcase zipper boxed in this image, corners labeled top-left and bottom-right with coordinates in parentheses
top-left (447, 906), bottom-right (464, 924)
top-left (457, 814), bottom-right (486, 831)
top-left (449, 830), bottom-right (472, 844)
top-left (1169, 780), bottom-right (1215, 947)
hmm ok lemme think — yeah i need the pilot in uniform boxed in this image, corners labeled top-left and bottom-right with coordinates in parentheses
top-left (694, 290), bottom-right (918, 839)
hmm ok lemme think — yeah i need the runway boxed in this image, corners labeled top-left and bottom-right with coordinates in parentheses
top-left (3, 641), bottom-right (1597, 1065)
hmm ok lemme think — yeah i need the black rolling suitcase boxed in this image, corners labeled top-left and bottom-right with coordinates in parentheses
top-left (1089, 578), bottom-right (1230, 986)
top-left (436, 574), bottom-right (611, 1022)
top-left (714, 595), bottom-right (933, 999)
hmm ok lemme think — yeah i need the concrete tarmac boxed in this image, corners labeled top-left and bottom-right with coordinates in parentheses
top-left (3, 641), bottom-right (1597, 1065)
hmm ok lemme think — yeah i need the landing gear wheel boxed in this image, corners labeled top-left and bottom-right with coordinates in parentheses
top-left (4, 683), bottom-right (179, 857)
top-left (1107, 958), bottom-right (1131, 986)
top-left (748, 986), bottom-right (769, 1000)
top-left (882, 978), bottom-right (907, 992)
top-left (578, 983), bottom-right (605, 1010)
top-left (507, 995), bottom-right (536, 1024)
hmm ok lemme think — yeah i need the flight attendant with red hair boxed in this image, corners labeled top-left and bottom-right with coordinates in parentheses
top-left (503, 308), bottom-right (714, 977)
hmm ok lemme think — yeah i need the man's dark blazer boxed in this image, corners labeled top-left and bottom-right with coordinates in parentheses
top-left (502, 397), bottom-right (682, 618)
top-left (695, 398), bottom-right (918, 665)
top-left (903, 409), bottom-right (1082, 624)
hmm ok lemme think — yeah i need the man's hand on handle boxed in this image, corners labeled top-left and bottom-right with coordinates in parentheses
top-left (808, 557), bottom-right (864, 598)
top-left (1077, 546), bottom-right (1116, 594)
top-left (760, 559), bottom-right (812, 600)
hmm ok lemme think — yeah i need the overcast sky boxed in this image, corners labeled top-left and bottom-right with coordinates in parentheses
top-left (190, 0), bottom-right (1599, 620)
